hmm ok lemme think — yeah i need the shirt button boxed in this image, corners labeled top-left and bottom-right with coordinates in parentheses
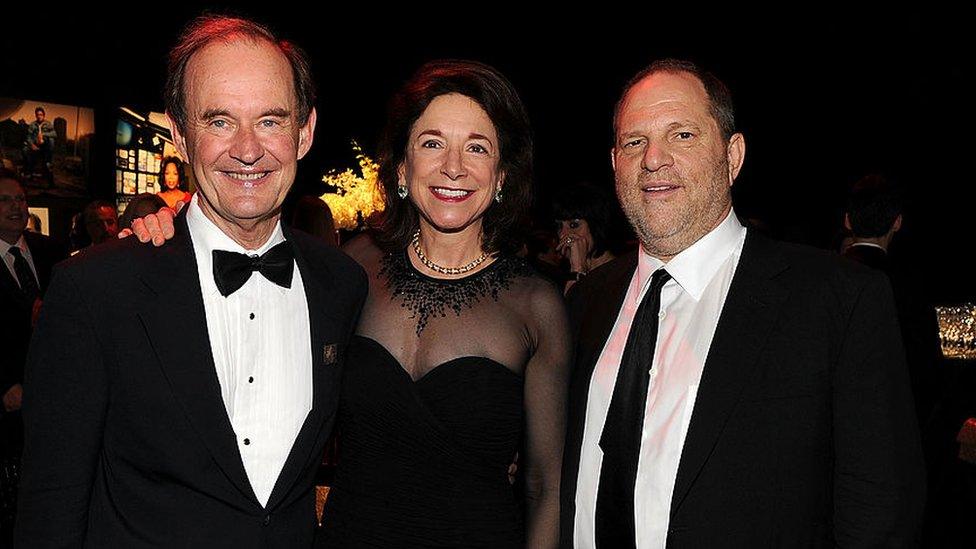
top-left (243, 438), bottom-right (251, 445)
top-left (248, 376), bottom-right (254, 383)
top-left (249, 312), bottom-right (255, 320)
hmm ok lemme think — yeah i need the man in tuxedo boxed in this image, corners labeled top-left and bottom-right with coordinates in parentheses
top-left (560, 59), bottom-right (925, 547)
top-left (0, 169), bottom-right (66, 546)
top-left (15, 15), bottom-right (366, 547)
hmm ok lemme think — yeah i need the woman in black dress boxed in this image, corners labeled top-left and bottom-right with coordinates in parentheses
top-left (322, 60), bottom-right (570, 548)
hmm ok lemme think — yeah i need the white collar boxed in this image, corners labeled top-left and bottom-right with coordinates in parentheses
top-left (636, 209), bottom-right (746, 302)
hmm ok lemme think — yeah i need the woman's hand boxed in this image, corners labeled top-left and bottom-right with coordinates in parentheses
top-left (555, 231), bottom-right (591, 274)
top-left (117, 206), bottom-right (178, 246)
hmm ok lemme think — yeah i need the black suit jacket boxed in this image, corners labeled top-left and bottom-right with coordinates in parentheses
top-left (560, 231), bottom-right (925, 547)
top-left (14, 215), bottom-right (367, 548)
top-left (1, 231), bottom-right (66, 456)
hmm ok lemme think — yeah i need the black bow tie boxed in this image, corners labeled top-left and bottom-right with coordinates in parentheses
top-left (212, 241), bottom-right (294, 297)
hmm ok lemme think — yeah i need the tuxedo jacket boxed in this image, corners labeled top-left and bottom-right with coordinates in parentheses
top-left (560, 230), bottom-right (925, 548)
top-left (15, 215), bottom-right (367, 548)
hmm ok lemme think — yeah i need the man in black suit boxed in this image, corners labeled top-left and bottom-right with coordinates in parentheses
top-left (843, 174), bottom-right (942, 427)
top-left (15, 15), bottom-right (366, 547)
top-left (842, 174), bottom-right (902, 271)
top-left (560, 59), bottom-right (924, 547)
top-left (0, 169), bottom-right (66, 546)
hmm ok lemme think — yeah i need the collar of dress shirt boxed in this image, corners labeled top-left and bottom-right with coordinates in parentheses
top-left (185, 193), bottom-right (288, 298)
top-left (4, 234), bottom-right (29, 256)
top-left (849, 241), bottom-right (886, 252)
top-left (636, 209), bottom-right (746, 302)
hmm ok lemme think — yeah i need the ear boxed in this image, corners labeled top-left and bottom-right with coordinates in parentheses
top-left (166, 111), bottom-right (189, 162)
top-left (893, 214), bottom-right (903, 232)
top-left (726, 132), bottom-right (746, 184)
top-left (496, 170), bottom-right (506, 192)
top-left (297, 107), bottom-right (317, 160)
top-left (844, 213), bottom-right (852, 231)
top-left (396, 161), bottom-right (406, 186)
top-left (610, 148), bottom-right (617, 171)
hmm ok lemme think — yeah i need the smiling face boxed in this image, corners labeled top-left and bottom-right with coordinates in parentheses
top-left (612, 70), bottom-right (744, 259)
top-left (398, 93), bottom-right (503, 237)
top-left (168, 37), bottom-right (315, 244)
top-left (163, 161), bottom-right (181, 190)
top-left (0, 178), bottom-right (28, 244)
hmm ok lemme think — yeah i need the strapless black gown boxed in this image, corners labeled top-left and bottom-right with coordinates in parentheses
top-left (322, 336), bottom-right (523, 548)
top-left (319, 246), bottom-right (570, 548)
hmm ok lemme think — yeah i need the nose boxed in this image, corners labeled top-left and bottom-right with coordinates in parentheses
top-left (440, 147), bottom-right (466, 180)
top-left (641, 139), bottom-right (673, 172)
top-left (229, 126), bottom-right (265, 165)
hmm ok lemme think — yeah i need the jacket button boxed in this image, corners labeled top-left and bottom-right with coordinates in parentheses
top-left (263, 514), bottom-right (271, 526)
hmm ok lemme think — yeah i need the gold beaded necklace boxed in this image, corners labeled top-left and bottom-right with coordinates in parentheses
top-left (411, 230), bottom-right (489, 275)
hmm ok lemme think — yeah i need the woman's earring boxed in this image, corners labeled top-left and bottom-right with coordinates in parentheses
top-left (397, 183), bottom-right (408, 199)
top-left (494, 186), bottom-right (503, 203)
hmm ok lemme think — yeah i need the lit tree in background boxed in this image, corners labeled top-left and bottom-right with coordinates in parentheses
top-left (320, 141), bottom-right (385, 230)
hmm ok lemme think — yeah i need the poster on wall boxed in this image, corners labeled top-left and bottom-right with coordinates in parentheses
top-left (0, 97), bottom-right (95, 197)
top-left (116, 108), bottom-right (188, 215)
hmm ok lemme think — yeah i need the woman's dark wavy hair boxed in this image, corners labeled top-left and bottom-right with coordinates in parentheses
top-left (553, 182), bottom-right (614, 258)
top-left (376, 59), bottom-right (533, 254)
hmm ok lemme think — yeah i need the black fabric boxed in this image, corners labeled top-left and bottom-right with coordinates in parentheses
top-left (321, 238), bottom-right (570, 548)
top-left (560, 232), bottom-right (926, 548)
top-left (7, 247), bottom-right (38, 303)
top-left (14, 215), bottom-right (367, 548)
top-left (595, 269), bottom-right (670, 548)
top-left (212, 241), bottom-right (294, 297)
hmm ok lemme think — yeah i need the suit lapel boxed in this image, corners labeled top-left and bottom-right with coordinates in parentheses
top-left (573, 251), bottom-right (638, 386)
top-left (562, 251), bottom-right (637, 532)
top-left (265, 229), bottom-right (341, 510)
top-left (136, 215), bottom-right (258, 505)
top-left (0, 260), bottom-right (27, 307)
top-left (670, 231), bottom-right (791, 515)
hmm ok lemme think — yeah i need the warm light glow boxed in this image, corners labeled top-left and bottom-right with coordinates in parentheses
top-left (936, 304), bottom-right (976, 359)
top-left (320, 141), bottom-right (384, 230)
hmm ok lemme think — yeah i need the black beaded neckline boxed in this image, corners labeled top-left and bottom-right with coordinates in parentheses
top-left (380, 250), bottom-right (533, 336)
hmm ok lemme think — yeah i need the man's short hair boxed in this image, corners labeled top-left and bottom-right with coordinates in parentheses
top-left (613, 58), bottom-right (736, 142)
top-left (847, 174), bottom-right (903, 238)
top-left (34, 106), bottom-right (45, 116)
top-left (164, 14), bottom-right (315, 134)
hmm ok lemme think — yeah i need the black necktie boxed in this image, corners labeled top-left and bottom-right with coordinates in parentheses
top-left (212, 241), bottom-right (294, 297)
top-left (595, 268), bottom-right (672, 548)
top-left (8, 246), bottom-right (39, 303)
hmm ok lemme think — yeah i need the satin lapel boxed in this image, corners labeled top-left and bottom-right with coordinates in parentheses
top-left (136, 215), bottom-right (257, 505)
top-left (670, 231), bottom-right (791, 515)
top-left (266, 229), bottom-right (342, 510)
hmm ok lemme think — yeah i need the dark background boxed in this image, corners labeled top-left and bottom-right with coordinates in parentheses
top-left (1, 7), bottom-right (969, 302)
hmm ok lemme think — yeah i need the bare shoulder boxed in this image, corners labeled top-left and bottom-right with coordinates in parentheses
top-left (340, 232), bottom-right (384, 266)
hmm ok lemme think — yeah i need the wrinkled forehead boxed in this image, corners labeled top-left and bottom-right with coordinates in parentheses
top-left (183, 36), bottom-right (296, 112)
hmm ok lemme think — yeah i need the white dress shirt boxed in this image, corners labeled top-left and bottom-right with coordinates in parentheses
top-left (2, 235), bottom-right (39, 289)
top-left (186, 195), bottom-right (312, 507)
top-left (575, 210), bottom-right (747, 548)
